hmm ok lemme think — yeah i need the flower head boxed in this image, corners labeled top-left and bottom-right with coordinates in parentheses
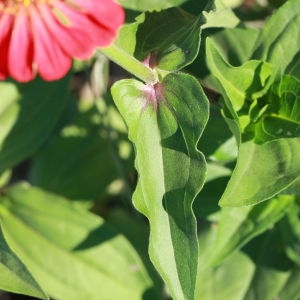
top-left (0, 0), bottom-right (124, 82)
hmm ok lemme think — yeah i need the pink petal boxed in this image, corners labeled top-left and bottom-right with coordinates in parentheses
top-left (8, 10), bottom-right (35, 82)
top-left (69, 0), bottom-right (125, 45)
top-left (30, 6), bottom-right (72, 81)
top-left (0, 14), bottom-right (14, 80)
top-left (71, 0), bottom-right (124, 26)
top-left (37, 3), bottom-right (95, 59)
top-left (0, 0), bottom-right (124, 82)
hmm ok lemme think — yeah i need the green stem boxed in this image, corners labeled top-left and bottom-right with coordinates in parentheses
top-left (99, 44), bottom-right (158, 84)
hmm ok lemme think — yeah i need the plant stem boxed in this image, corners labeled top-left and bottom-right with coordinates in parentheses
top-left (99, 44), bottom-right (158, 85)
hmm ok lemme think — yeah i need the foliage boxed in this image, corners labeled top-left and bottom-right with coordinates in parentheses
top-left (0, 0), bottom-right (300, 299)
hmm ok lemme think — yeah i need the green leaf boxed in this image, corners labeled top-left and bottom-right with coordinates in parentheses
top-left (196, 248), bottom-right (255, 300)
top-left (221, 0), bottom-right (244, 8)
top-left (117, 0), bottom-right (198, 11)
top-left (198, 103), bottom-right (235, 159)
top-left (0, 77), bottom-right (69, 173)
top-left (111, 73), bottom-right (209, 300)
top-left (136, 8), bottom-right (202, 71)
top-left (194, 177), bottom-right (229, 219)
top-left (209, 136), bottom-right (237, 164)
top-left (242, 229), bottom-right (295, 300)
top-left (278, 268), bottom-right (300, 300)
top-left (0, 170), bottom-right (11, 188)
top-left (201, 195), bottom-right (294, 266)
top-left (286, 51), bottom-right (300, 79)
top-left (219, 139), bottom-right (300, 206)
top-left (0, 184), bottom-right (155, 300)
top-left (206, 40), bottom-right (300, 207)
top-left (115, 8), bottom-right (202, 72)
top-left (252, 0), bottom-right (300, 73)
top-left (28, 104), bottom-right (118, 200)
top-left (206, 38), bottom-right (274, 112)
top-left (205, 162), bottom-right (231, 182)
top-left (114, 22), bottom-right (140, 56)
top-left (279, 201), bottom-right (300, 266)
top-left (0, 226), bottom-right (47, 299)
top-left (107, 209), bottom-right (164, 297)
top-left (202, 0), bottom-right (239, 29)
top-left (206, 40), bottom-right (300, 145)
top-left (261, 75), bottom-right (300, 140)
top-left (280, 178), bottom-right (300, 195)
top-left (197, 226), bottom-right (299, 300)
top-left (0, 82), bottom-right (20, 147)
top-left (208, 26), bottom-right (260, 66)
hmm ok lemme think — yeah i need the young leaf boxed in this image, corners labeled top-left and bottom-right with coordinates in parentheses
top-left (206, 38), bottom-right (274, 112)
top-left (252, 0), bottom-right (300, 73)
top-left (0, 77), bottom-right (69, 173)
top-left (134, 8), bottom-right (203, 71)
top-left (206, 39), bottom-right (300, 206)
top-left (261, 75), bottom-right (300, 140)
top-left (0, 184), bottom-right (155, 300)
top-left (114, 8), bottom-right (203, 73)
top-left (111, 73), bottom-right (209, 300)
top-left (0, 227), bottom-right (47, 299)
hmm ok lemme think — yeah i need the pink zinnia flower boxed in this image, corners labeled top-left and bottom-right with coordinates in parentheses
top-left (0, 0), bottom-right (124, 82)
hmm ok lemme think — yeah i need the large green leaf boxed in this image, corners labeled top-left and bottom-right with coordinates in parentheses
top-left (252, 0), bottom-right (300, 73)
top-left (0, 77), bottom-right (69, 173)
top-left (107, 209), bottom-right (164, 295)
top-left (0, 184), bottom-right (155, 300)
top-left (0, 226), bottom-right (47, 299)
top-left (111, 73), bottom-right (209, 300)
top-left (28, 104), bottom-right (118, 200)
top-left (219, 139), bottom-right (300, 206)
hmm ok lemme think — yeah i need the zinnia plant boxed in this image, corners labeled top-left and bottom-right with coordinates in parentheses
top-left (0, 0), bottom-right (124, 81)
top-left (0, 0), bottom-right (300, 300)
